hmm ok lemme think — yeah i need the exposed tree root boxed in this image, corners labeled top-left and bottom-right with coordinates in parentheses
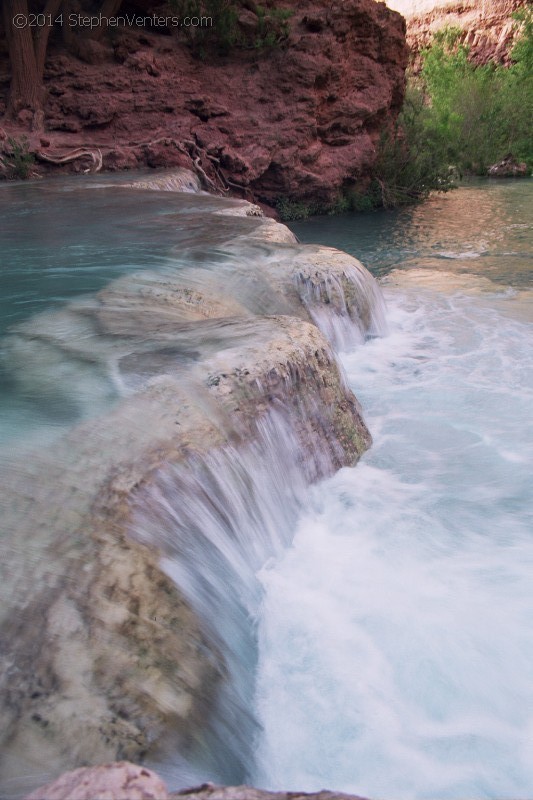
top-left (134, 135), bottom-right (232, 194)
top-left (35, 146), bottom-right (103, 173)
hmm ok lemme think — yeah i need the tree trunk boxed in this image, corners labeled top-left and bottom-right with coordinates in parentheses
top-left (3, 0), bottom-right (43, 115)
top-left (90, 0), bottom-right (123, 41)
top-left (4, 0), bottom-right (122, 122)
top-left (34, 0), bottom-right (63, 75)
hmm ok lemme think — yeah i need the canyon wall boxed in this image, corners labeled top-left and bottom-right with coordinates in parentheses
top-left (0, 0), bottom-right (408, 207)
top-left (403, 0), bottom-right (527, 64)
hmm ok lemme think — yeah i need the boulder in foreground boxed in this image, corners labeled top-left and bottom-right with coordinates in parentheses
top-left (25, 761), bottom-right (372, 800)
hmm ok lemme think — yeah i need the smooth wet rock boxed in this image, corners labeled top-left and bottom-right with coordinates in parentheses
top-left (24, 762), bottom-right (169, 799)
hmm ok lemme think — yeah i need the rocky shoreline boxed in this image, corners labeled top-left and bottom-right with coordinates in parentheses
top-left (0, 171), bottom-right (384, 797)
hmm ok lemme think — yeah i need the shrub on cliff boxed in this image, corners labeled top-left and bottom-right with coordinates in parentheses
top-left (170, 0), bottom-right (292, 56)
top-left (419, 12), bottom-right (533, 174)
top-left (360, 10), bottom-right (532, 210)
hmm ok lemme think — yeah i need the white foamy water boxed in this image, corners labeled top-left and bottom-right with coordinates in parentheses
top-left (254, 277), bottom-right (533, 799)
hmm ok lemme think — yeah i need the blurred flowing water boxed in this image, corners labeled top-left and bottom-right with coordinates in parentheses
top-left (254, 179), bottom-right (533, 799)
top-left (1, 176), bottom-right (532, 799)
top-left (290, 178), bottom-right (533, 289)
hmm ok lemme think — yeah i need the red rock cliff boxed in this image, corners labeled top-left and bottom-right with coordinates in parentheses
top-left (0, 1), bottom-right (408, 206)
top-left (404, 0), bottom-right (527, 65)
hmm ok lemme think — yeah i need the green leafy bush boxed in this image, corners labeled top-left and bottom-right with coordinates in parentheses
top-left (170, 0), bottom-right (239, 55)
top-left (3, 136), bottom-right (35, 180)
top-left (276, 192), bottom-right (353, 221)
top-left (419, 12), bottom-right (533, 173)
top-left (254, 6), bottom-right (292, 49)
top-left (276, 197), bottom-right (314, 221)
top-left (370, 82), bottom-right (456, 208)
top-left (356, 9), bottom-right (532, 210)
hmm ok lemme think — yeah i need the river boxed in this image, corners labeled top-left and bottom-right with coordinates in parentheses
top-left (0, 176), bottom-right (531, 799)
top-left (255, 179), bottom-right (533, 799)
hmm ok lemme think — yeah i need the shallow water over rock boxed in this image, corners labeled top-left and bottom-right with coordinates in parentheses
top-left (0, 172), bottom-right (383, 798)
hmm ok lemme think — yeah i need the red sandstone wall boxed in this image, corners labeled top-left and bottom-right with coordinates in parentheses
top-left (0, 1), bottom-right (408, 204)
top-left (405, 0), bottom-right (527, 65)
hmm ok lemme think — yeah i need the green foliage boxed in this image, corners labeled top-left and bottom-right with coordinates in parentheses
top-left (419, 11), bottom-right (533, 174)
top-left (501, 5), bottom-right (533, 165)
top-left (276, 197), bottom-right (314, 221)
top-left (3, 136), bottom-right (35, 180)
top-left (510, 5), bottom-right (533, 74)
top-left (171, 0), bottom-right (239, 55)
top-left (170, 0), bottom-right (292, 56)
top-left (344, 82), bottom-right (456, 212)
top-left (346, 191), bottom-right (379, 212)
top-left (357, 10), bottom-right (532, 209)
top-left (328, 194), bottom-right (352, 215)
top-left (371, 82), bottom-right (456, 208)
top-left (276, 192), bottom-right (352, 221)
top-left (254, 6), bottom-right (292, 49)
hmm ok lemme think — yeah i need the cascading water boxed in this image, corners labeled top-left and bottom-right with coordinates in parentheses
top-left (130, 411), bottom-right (335, 784)
top-left (125, 253), bottom-right (387, 786)
top-left (0, 172), bottom-right (385, 797)
top-left (254, 182), bottom-right (533, 800)
top-left (294, 259), bottom-right (388, 351)
top-left (1, 175), bottom-right (531, 800)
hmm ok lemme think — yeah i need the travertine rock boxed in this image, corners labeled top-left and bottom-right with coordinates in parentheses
top-left (171, 787), bottom-right (370, 800)
top-left (25, 762), bottom-right (169, 800)
top-left (1, 194), bottom-right (379, 794)
top-left (24, 761), bottom-right (373, 800)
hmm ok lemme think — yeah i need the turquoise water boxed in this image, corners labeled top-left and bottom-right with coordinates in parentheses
top-left (255, 180), bottom-right (533, 798)
top-left (0, 176), bottom-right (254, 334)
top-left (0, 176), bottom-right (259, 447)
top-left (291, 179), bottom-right (533, 288)
top-left (1, 175), bottom-right (532, 799)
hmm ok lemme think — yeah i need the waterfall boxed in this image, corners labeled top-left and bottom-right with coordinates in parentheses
top-left (294, 258), bottom-right (388, 351)
top-left (130, 410), bottom-right (337, 784)
top-left (0, 173), bottom-right (390, 797)
top-left (253, 278), bottom-right (533, 799)
top-left (127, 268), bottom-right (387, 784)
